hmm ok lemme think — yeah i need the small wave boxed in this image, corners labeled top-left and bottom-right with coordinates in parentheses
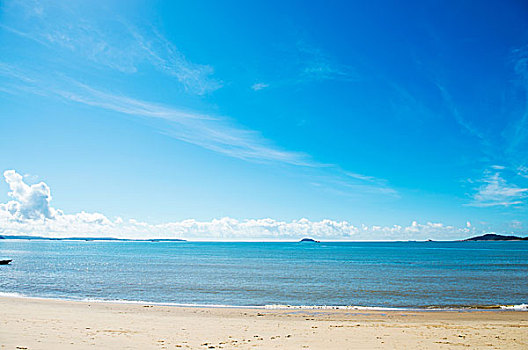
top-left (0, 292), bottom-right (26, 298)
top-left (264, 304), bottom-right (405, 311)
top-left (0, 293), bottom-right (263, 308)
top-left (265, 304), bottom-right (528, 311)
top-left (500, 304), bottom-right (528, 311)
top-left (79, 298), bottom-right (265, 309)
top-left (0, 293), bottom-right (526, 311)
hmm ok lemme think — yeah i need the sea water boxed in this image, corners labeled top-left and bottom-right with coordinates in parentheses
top-left (1, 240), bottom-right (527, 309)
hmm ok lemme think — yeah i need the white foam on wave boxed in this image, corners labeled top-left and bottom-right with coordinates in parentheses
top-left (265, 304), bottom-right (528, 311)
top-left (79, 298), bottom-right (265, 309)
top-left (0, 293), bottom-right (263, 308)
top-left (0, 292), bottom-right (26, 298)
top-left (1, 293), bottom-right (526, 311)
top-left (500, 304), bottom-right (528, 311)
top-left (264, 304), bottom-right (404, 311)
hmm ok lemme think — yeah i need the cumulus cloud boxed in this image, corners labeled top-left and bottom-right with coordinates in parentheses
top-left (1, 170), bottom-right (55, 220)
top-left (0, 170), bottom-right (476, 240)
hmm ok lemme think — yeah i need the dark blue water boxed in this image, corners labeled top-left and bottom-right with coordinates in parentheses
top-left (1, 240), bottom-right (527, 308)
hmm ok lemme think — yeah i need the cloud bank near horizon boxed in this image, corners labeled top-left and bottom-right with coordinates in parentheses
top-left (0, 170), bottom-right (476, 240)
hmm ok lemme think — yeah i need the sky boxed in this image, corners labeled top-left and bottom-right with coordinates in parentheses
top-left (0, 0), bottom-right (528, 240)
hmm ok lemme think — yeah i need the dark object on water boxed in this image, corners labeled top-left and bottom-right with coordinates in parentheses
top-left (299, 238), bottom-right (320, 243)
top-left (0, 259), bottom-right (12, 265)
top-left (464, 233), bottom-right (528, 241)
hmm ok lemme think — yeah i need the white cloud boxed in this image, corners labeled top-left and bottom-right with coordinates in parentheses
top-left (1, 170), bottom-right (55, 220)
top-left (468, 170), bottom-right (528, 207)
top-left (251, 83), bottom-right (269, 91)
top-left (0, 170), bottom-right (474, 240)
top-left (518, 165), bottom-right (528, 178)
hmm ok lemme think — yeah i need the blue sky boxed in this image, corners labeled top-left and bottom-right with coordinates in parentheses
top-left (0, 0), bottom-right (527, 240)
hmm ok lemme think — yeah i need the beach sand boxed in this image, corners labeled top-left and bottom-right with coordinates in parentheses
top-left (0, 296), bottom-right (527, 349)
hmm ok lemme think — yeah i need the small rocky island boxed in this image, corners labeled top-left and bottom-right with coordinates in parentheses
top-left (464, 233), bottom-right (528, 241)
top-left (299, 238), bottom-right (320, 243)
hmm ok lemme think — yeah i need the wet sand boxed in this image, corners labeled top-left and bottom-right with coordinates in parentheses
top-left (0, 296), bottom-right (527, 349)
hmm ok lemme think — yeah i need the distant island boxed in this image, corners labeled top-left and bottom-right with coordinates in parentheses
top-left (299, 238), bottom-right (320, 243)
top-left (463, 233), bottom-right (528, 241)
top-left (3, 233), bottom-right (527, 243)
top-left (0, 235), bottom-right (186, 242)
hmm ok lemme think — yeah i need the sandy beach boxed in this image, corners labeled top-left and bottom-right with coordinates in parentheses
top-left (0, 297), bottom-right (526, 349)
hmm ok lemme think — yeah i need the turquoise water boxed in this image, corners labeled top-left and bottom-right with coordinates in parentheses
top-left (1, 240), bottom-right (527, 309)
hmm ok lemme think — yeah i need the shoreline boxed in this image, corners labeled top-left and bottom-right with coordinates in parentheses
top-left (1, 292), bottom-right (526, 312)
top-left (1, 296), bottom-right (527, 349)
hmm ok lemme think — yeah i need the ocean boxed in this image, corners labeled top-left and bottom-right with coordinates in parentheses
top-left (1, 240), bottom-right (527, 309)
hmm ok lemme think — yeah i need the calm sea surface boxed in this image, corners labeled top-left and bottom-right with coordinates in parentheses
top-left (1, 240), bottom-right (527, 308)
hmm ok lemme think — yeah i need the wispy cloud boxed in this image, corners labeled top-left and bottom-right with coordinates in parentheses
top-left (296, 41), bottom-right (358, 83)
top-left (128, 27), bottom-right (223, 95)
top-left (436, 83), bottom-right (486, 141)
top-left (434, 46), bottom-right (528, 204)
top-left (467, 169), bottom-right (528, 207)
top-left (2, 0), bottom-right (221, 95)
top-left (0, 63), bottom-right (395, 196)
top-left (252, 40), bottom-right (359, 90)
top-left (251, 83), bottom-right (269, 91)
top-left (0, 67), bottom-right (311, 166)
top-left (507, 45), bottom-right (528, 159)
top-left (518, 165), bottom-right (528, 178)
top-left (0, 0), bottom-right (394, 197)
top-left (54, 81), bottom-right (217, 123)
top-left (59, 86), bottom-right (314, 166)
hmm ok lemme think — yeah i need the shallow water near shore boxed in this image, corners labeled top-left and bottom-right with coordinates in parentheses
top-left (1, 240), bottom-right (527, 309)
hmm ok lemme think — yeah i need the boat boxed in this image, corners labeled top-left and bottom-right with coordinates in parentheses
top-left (0, 259), bottom-right (12, 265)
